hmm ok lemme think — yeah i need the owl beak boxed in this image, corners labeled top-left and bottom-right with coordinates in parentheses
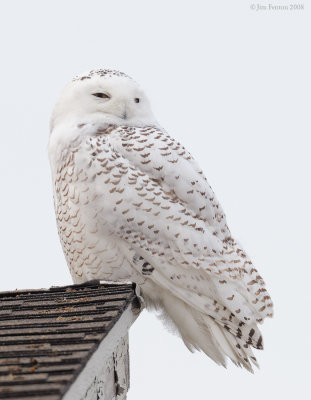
top-left (121, 110), bottom-right (127, 120)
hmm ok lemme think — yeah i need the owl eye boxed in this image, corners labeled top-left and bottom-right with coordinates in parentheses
top-left (92, 93), bottom-right (110, 99)
top-left (134, 98), bottom-right (140, 103)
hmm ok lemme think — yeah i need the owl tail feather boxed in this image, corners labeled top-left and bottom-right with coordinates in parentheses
top-left (142, 282), bottom-right (258, 372)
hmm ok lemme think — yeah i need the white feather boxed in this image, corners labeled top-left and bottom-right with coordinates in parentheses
top-left (49, 69), bottom-right (273, 371)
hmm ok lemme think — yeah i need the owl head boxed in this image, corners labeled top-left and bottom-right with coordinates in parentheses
top-left (50, 69), bottom-right (158, 131)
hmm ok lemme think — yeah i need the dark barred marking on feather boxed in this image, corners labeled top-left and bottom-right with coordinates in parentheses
top-left (133, 254), bottom-right (154, 275)
top-left (142, 261), bottom-right (154, 275)
top-left (73, 69), bottom-right (131, 82)
top-left (257, 336), bottom-right (263, 349)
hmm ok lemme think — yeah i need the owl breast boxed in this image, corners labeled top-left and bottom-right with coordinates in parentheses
top-left (52, 132), bottom-right (142, 284)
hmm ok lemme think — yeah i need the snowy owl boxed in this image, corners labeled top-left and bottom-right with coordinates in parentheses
top-left (49, 69), bottom-right (273, 371)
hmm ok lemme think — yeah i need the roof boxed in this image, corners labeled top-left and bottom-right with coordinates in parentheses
top-left (0, 281), bottom-right (140, 400)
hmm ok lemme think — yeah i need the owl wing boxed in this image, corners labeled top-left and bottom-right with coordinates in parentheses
top-left (108, 125), bottom-right (272, 317)
top-left (110, 125), bottom-right (231, 241)
top-left (79, 124), bottom-right (273, 353)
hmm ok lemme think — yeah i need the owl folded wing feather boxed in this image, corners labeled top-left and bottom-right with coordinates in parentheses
top-left (109, 125), bottom-right (273, 322)
top-left (110, 125), bottom-right (231, 240)
top-left (83, 126), bottom-right (273, 348)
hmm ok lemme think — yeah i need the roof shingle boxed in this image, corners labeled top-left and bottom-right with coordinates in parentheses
top-left (0, 281), bottom-right (138, 400)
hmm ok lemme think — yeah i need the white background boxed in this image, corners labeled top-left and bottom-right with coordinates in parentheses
top-left (0, 1), bottom-right (310, 399)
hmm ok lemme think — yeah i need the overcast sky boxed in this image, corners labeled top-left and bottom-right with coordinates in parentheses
top-left (0, 1), bottom-right (310, 399)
